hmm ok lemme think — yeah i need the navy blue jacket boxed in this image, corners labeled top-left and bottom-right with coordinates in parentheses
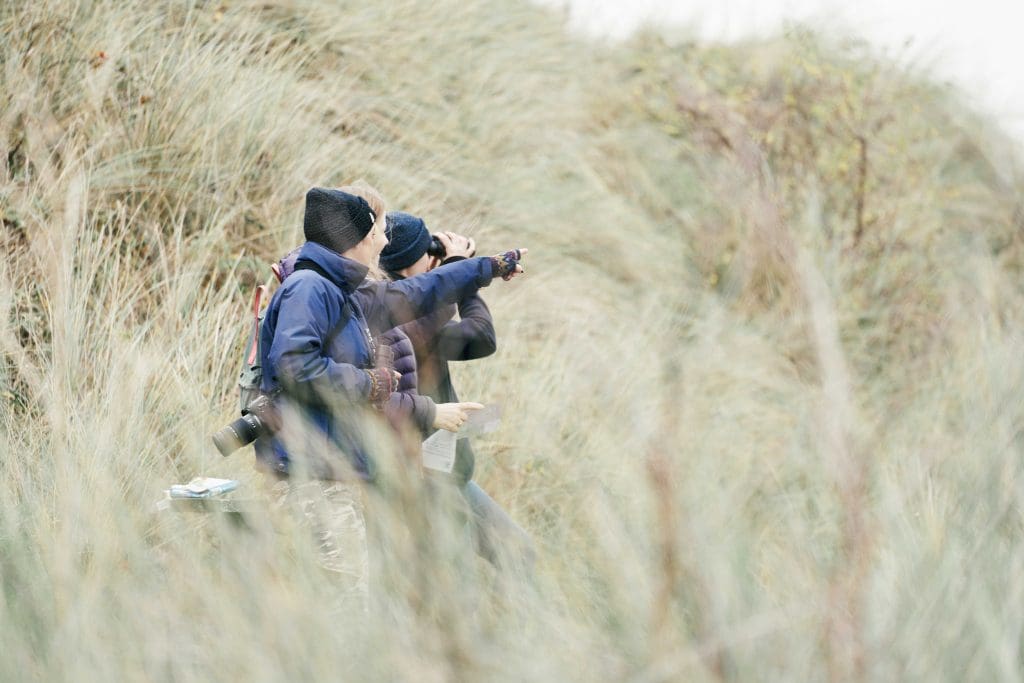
top-left (255, 241), bottom-right (494, 480)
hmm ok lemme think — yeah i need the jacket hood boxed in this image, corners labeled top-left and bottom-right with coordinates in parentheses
top-left (295, 240), bottom-right (369, 292)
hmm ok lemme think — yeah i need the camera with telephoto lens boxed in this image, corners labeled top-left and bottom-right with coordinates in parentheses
top-left (212, 393), bottom-right (280, 457)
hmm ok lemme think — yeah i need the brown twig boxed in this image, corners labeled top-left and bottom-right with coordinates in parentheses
top-left (852, 135), bottom-right (869, 247)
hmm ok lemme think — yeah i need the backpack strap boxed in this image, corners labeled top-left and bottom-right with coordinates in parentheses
top-left (294, 260), bottom-right (334, 282)
top-left (294, 261), bottom-right (355, 350)
top-left (239, 285), bottom-right (269, 413)
top-left (246, 285), bottom-right (267, 366)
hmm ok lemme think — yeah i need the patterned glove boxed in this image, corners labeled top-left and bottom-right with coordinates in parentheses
top-left (490, 249), bottom-right (523, 281)
top-left (365, 367), bottom-right (399, 408)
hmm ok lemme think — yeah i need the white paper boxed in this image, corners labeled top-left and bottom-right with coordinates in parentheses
top-left (458, 404), bottom-right (502, 439)
top-left (422, 405), bottom-right (502, 473)
top-left (421, 428), bottom-right (457, 473)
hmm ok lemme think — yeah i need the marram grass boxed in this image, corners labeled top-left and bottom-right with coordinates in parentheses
top-left (2, 1), bottom-right (1023, 681)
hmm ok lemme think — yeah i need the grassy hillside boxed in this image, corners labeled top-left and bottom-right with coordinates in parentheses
top-left (2, 1), bottom-right (1023, 681)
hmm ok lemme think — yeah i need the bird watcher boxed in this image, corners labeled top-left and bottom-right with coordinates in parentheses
top-left (381, 212), bottom-right (535, 573)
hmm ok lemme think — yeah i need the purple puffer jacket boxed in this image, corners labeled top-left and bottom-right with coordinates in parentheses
top-left (380, 326), bottom-right (436, 434)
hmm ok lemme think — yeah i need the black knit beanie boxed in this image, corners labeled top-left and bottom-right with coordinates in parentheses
top-left (380, 211), bottom-right (431, 272)
top-left (303, 187), bottom-right (376, 253)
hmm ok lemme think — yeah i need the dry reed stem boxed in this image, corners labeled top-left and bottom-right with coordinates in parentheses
top-left (647, 366), bottom-right (737, 681)
top-left (796, 244), bottom-right (871, 683)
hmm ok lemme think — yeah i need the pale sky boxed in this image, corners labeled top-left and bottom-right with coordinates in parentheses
top-left (541, 0), bottom-right (1024, 144)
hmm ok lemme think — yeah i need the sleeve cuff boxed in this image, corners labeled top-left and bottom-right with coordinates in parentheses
top-left (478, 256), bottom-right (495, 285)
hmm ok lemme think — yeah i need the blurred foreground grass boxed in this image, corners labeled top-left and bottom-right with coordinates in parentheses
top-left (2, 1), bottom-right (1024, 681)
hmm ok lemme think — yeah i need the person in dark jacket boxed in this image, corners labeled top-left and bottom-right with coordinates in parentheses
top-left (381, 211), bottom-right (535, 573)
top-left (256, 185), bottom-right (526, 606)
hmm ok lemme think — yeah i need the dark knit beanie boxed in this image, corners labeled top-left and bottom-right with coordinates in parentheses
top-left (380, 211), bottom-right (431, 272)
top-left (303, 187), bottom-right (376, 253)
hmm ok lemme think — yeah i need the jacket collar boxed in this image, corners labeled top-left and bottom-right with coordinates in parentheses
top-left (296, 241), bottom-right (369, 292)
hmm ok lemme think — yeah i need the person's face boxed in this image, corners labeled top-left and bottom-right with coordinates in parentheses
top-left (344, 217), bottom-right (389, 268)
top-left (370, 218), bottom-right (389, 258)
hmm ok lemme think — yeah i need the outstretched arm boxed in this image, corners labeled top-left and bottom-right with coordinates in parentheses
top-left (359, 257), bottom-right (493, 331)
top-left (361, 248), bottom-right (526, 331)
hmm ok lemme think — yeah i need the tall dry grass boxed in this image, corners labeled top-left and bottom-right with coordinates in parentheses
top-left (2, 1), bottom-right (1024, 681)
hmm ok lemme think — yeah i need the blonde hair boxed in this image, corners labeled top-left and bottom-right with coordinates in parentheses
top-left (337, 179), bottom-right (387, 278)
top-left (337, 180), bottom-right (387, 231)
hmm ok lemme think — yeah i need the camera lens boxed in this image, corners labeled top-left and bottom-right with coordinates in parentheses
top-left (212, 413), bottom-right (263, 457)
